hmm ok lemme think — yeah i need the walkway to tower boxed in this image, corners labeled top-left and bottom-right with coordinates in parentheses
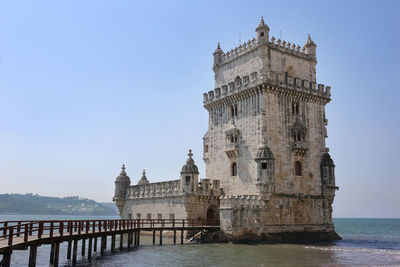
top-left (0, 219), bottom-right (219, 267)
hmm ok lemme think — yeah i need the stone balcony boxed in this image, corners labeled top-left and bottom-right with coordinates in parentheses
top-left (225, 142), bottom-right (239, 158)
top-left (291, 141), bottom-right (308, 156)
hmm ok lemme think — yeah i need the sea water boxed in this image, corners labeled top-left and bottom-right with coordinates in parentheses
top-left (1, 215), bottom-right (399, 266)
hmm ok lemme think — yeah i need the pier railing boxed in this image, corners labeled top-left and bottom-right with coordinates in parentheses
top-left (0, 219), bottom-right (218, 248)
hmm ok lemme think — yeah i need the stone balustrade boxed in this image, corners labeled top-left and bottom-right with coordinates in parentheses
top-left (127, 178), bottom-right (222, 199)
top-left (128, 180), bottom-right (181, 199)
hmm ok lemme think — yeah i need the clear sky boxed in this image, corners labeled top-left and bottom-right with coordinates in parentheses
top-left (0, 0), bottom-right (399, 218)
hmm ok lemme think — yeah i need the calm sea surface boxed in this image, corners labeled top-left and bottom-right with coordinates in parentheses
top-left (1, 215), bottom-right (399, 266)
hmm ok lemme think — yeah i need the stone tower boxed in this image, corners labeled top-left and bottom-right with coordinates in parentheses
top-left (203, 17), bottom-right (339, 241)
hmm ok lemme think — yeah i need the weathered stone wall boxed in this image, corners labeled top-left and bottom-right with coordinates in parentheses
top-left (120, 196), bottom-right (187, 220)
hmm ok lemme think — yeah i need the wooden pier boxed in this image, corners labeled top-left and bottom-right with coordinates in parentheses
top-left (0, 219), bottom-right (219, 267)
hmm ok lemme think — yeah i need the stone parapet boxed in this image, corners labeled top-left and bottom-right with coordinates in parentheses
top-left (218, 37), bottom-right (311, 67)
top-left (269, 37), bottom-right (311, 60)
top-left (203, 71), bottom-right (331, 107)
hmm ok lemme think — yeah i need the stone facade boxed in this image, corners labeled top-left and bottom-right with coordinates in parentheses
top-left (113, 151), bottom-right (222, 224)
top-left (113, 17), bottom-right (339, 242)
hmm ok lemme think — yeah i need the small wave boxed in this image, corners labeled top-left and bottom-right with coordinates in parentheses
top-left (305, 245), bottom-right (400, 257)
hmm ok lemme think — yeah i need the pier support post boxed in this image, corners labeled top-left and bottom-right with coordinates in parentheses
top-left (67, 239), bottom-right (72, 260)
top-left (28, 246), bottom-right (38, 267)
top-left (152, 230), bottom-right (156, 245)
top-left (81, 238), bottom-right (86, 256)
top-left (101, 236), bottom-right (106, 256)
top-left (127, 233), bottom-right (131, 249)
top-left (54, 242), bottom-right (60, 267)
top-left (181, 230), bottom-right (184, 244)
top-left (94, 237), bottom-right (97, 252)
top-left (88, 238), bottom-right (93, 260)
top-left (72, 239), bottom-right (78, 266)
top-left (50, 243), bottom-right (55, 264)
top-left (137, 231), bottom-right (140, 246)
top-left (173, 230), bottom-right (176, 244)
top-left (1, 250), bottom-right (11, 267)
top-left (111, 234), bottom-right (115, 252)
top-left (120, 233), bottom-right (123, 250)
top-left (159, 230), bottom-right (163, 245)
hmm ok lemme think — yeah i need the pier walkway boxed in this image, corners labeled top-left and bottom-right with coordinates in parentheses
top-left (0, 219), bottom-right (219, 267)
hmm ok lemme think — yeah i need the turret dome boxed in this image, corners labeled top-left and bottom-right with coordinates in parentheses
top-left (115, 164), bottom-right (131, 183)
top-left (321, 153), bottom-right (335, 167)
top-left (181, 149), bottom-right (199, 174)
top-left (256, 16), bottom-right (269, 32)
top-left (305, 34), bottom-right (316, 47)
top-left (137, 169), bottom-right (150, 185)
top-left (255, 139), bottom-right (274, 159)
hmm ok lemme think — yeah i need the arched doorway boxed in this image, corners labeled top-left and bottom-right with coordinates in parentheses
top-left (206, 206), bottom-right (220, 225)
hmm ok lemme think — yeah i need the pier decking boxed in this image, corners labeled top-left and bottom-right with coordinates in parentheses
top-left (0, 219), bottom-right (219, 267)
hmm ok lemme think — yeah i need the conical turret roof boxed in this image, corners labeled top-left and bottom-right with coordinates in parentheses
top-left (181, 149), bottom-right (199, 174)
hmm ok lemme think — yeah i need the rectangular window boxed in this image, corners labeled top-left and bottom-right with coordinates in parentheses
top-left (261, 163), bottom-right (268, 169)
top-left (204, 145), bottom-right (208, 153)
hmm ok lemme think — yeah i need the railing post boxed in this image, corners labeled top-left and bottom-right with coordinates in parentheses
top-left (78, 221), bottom-right (81, 235)
top-left (17, 222), bottom-right (21, 237)
top-left (50, 221), bottom-right (54, 238)
top-left (86, 220), bottom-right (89, 233)
top-left (38, 222), bottom-right (43, 239)
top-left (8, 227), bottom-right (13, 246)
top-left (29, 222), bottom-right (33, 235)
top-left (24, 224), bottom-right (28, 242)
top-left (3, 222), bottom-right (7, 236)
top-left (99, 221), bottom-right (102, 233)
top-left (60, 221), bottom-right (64, 237)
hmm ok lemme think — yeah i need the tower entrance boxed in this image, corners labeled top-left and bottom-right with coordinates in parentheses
top-left (206, 206), bottom-right (219, 225)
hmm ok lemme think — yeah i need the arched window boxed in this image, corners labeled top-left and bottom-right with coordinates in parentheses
top-left (231, 162), bottom-right (237, 176)
top-left (295, 161), bottom-right (302, 176)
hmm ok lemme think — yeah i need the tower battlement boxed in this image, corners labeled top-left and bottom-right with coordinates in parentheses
top-left (218, 36), bottom-right (313, 67)
top-left (203, 71), bottom-right (331, 107)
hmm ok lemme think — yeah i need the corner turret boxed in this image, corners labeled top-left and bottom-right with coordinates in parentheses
top-left (213, 42), bottom-right (224, 69)
top-left (255, 138), bottom-right (275, 198)
top-left (113, 164), bottom-right (131, 215)
top-left (256, 16), bottom-right (269, 44)
top-left (304, 34), bottom-right (317, 60)
top-left (180, 149), bottom-right (199, 193)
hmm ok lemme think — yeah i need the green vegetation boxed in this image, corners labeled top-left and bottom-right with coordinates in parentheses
top-left (0, 194), bottom-right (118, 215)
